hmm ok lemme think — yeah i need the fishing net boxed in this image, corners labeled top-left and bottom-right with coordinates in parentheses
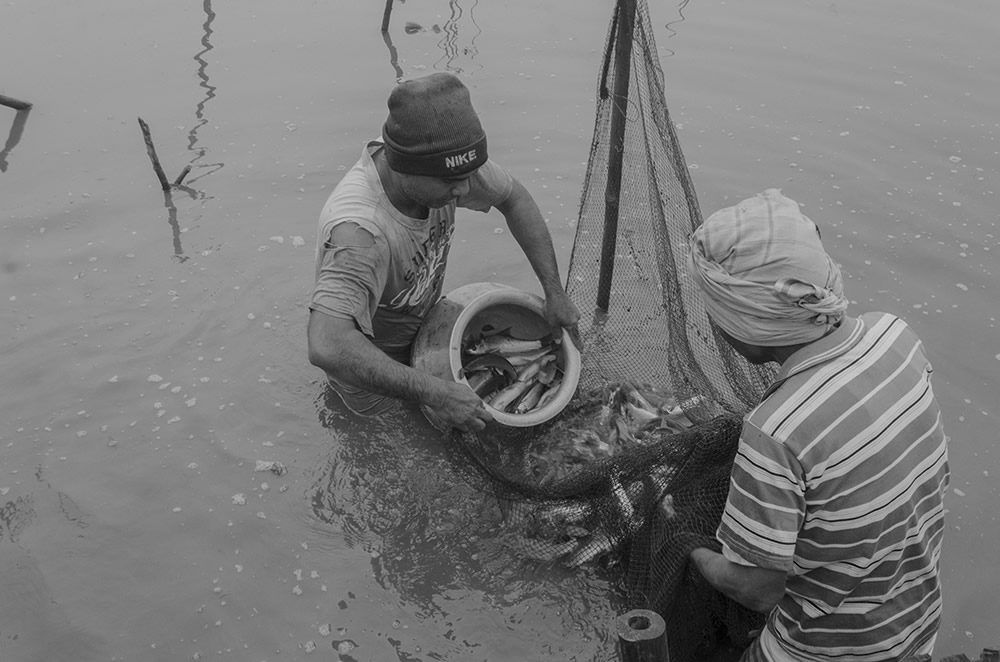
top-left (448, 0), bottom-right (778, 658)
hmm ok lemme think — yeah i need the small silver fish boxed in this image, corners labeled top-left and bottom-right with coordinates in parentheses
top-left (503, 346), bottom-right (556, 367)
top-left (563, 529), bottom-right (616, 568)
top-left (537, 500), bottom-right (591, 527)
top-left (467, 335), bottom-right (546, 356)
top-left (659, 494), bottom-right (677, 520)
top-left (514, 381), bottom-right (547, 414)
top-left (535, 378), bottom-right (563, 408)
top-left (610, 475), bottom-right (634, 521)
top-left (487, 378), bottom-right (537, 412)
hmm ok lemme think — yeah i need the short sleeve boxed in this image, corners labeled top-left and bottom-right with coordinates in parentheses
top-left (717, 422), bottom-right (806, 572)
top-left (457, 159), bottom-right (514, 212)
top-left (309, 224), bottom-right (390, 337)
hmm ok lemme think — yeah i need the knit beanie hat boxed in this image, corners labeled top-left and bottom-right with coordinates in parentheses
top-left (382, 73), bottom-right (488, 178)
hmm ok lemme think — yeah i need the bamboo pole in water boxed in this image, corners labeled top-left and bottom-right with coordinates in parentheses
top-left (0, 94), bottom-right (32, 111)
top-left (174, 165), bottom-right (192, 187)
top-left (137, 117), bottom-right (172, 191)
top-left (615, 609), bottom-right (669, 662)
top-left (596, 0), bottom-right (637, 311)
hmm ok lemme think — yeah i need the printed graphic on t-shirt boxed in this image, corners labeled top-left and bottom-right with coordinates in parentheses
top-left (386, 219), bottom-right (453, 316)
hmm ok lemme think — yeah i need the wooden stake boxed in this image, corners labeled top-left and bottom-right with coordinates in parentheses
top-left (173, 165), bottom-right (192, 187)
top-left (137, 117), bottom-right (171, 191)
top-left (0, 94), bottom-right (32, 111)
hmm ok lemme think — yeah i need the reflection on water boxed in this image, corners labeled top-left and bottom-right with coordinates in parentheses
top-left (309, 388), bottom-right (504, 613)
top-left (0, 108), bottom-right (30, 173)
top-left (162, 189), bottom-right (190, 262)
top-left (307, 385), bottom-right (620, 643)
top-left (383, 0), bottom-right (483, 78)
top-left (382, 30), bottom-right (406, 80)
top-left (156, 0), bottom-right (224, 262)
top-left (184, 0), bottom-right (223, 185)
top-left (434, 0), bottom-right (482, 75)
top-left (661, 0), bottom-right (690, 57)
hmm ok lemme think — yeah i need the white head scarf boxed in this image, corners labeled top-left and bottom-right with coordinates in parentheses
top-left (688, 188), bottom-right (848, 347)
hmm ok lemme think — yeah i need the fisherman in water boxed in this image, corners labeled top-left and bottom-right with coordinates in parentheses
top-left (307, 72), bottom-right (581, 432)
top-left (685, 189), bottom-right (949, 661)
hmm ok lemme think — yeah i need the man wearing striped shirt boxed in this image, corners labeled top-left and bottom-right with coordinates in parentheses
top-left (686, 189), bottom-right (949, 661)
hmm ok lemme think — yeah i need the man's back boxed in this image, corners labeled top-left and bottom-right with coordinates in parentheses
top-left (720, 312), bottom-right (950, 661)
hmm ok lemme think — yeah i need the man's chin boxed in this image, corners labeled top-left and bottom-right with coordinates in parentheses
top-left (427, 200), bottom-right (453, 209)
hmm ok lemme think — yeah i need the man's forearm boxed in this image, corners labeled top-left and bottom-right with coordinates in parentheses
top-left (310, 327), bottom-right (443, 407)
top-left (689, 547), bottom-right (785, 614)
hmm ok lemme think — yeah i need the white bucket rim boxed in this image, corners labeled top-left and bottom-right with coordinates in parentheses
top-left (449, 286), bottom-right (581, 427)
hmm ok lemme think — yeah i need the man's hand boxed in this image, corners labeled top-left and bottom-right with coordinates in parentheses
top-left (688, 546), bottom-right (786, 614)
top-left (423, 380), bottom-right (494, 433)
top-left (310, 312), bottom-right (491, 432)
top-left (543, 289), bottom-right (583, 350)
top-left (496, 178), bottom-right (583, 351)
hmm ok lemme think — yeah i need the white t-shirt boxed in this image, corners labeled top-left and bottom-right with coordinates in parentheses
top-left (310, 139), bottom-right (513, 364)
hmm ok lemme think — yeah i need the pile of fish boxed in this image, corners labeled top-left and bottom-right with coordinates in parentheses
top-left (500, 472), bottom-right (679, 568)
top-left (461, 327), bottom-right (564, 414)
top-left (525, 381), bottom-right (695, 487)
top-left (499, 382), bottom-right (696, 567)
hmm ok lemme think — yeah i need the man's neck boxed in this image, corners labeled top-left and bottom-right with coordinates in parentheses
top-left (769, 322), bottom-right (841, 365)
top-left (769, 344), bottom-right (808, 365)
top-left (374, 148), bottom-right (428, 220)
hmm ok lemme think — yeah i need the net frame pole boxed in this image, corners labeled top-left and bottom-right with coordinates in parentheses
top-left (596, 0), bottom-right (637, 311)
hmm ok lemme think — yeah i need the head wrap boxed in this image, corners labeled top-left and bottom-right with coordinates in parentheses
top-left (688, 188), bottom-right (848, 347)
top-left (382, 72), bottom-right (488, 178)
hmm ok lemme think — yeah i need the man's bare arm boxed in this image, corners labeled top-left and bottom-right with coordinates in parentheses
top-left (495, 177), bottom-right (582, 347)
top-left (307, 310), bottom-right (491, 431)
top-left (689, 547), bottom-right (787, 613)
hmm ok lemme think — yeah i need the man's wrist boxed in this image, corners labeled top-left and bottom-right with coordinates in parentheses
top-left (414, 375), bottom-right (449, 409)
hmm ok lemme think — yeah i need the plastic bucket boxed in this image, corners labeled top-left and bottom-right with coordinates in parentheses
top-left (412, 282), bottom-right (581, 430)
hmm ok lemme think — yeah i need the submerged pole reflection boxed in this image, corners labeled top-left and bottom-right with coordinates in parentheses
top-left (382, 0), bottom-right (482, 79)
top-left (185, 0), bottom-right (224, 185)
top-left (0, 108), bottom-right (30, 173)
top-left (434, 0), bottom-right (482, 75)
top-left (661, 0), bottom-right (690, 57)
top-left (382, 30), bottom-right (405, 81)
top-left (158, 0), bottom-right (223, 261)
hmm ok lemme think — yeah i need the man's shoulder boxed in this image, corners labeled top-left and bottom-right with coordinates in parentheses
top-left (858, 310), bottom-right (904, 329)
top-left (326, 155), bottom-right (377, 200)
top-left (750, 310), bottom-right (931, 450)
top-left (460, 159), bottom-right (514, 209)
top-left (319, 158), bottom-right (385, 230)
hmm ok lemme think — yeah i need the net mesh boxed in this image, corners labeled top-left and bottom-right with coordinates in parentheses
top-left (450, 0), bottom-right (779, 658)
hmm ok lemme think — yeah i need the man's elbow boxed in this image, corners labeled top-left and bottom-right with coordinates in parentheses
top-left (739, 584), bottom-right (783, 614)
top-left (307, 344), bottom-right (325, 370)
top-left (744, 591), bottom-right (781, 614)
top-left (307, 335), bottom-right (343, 374)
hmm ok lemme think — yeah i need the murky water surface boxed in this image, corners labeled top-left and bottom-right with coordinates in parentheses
top-left (2, 0), bottom-right (997, 659)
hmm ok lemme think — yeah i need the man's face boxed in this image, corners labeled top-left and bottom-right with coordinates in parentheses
top-left (398, 171), bottom-right (475, 209)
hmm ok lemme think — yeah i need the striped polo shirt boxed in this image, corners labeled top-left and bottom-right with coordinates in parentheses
top-left (717, 312), bottom-right (950, 661)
